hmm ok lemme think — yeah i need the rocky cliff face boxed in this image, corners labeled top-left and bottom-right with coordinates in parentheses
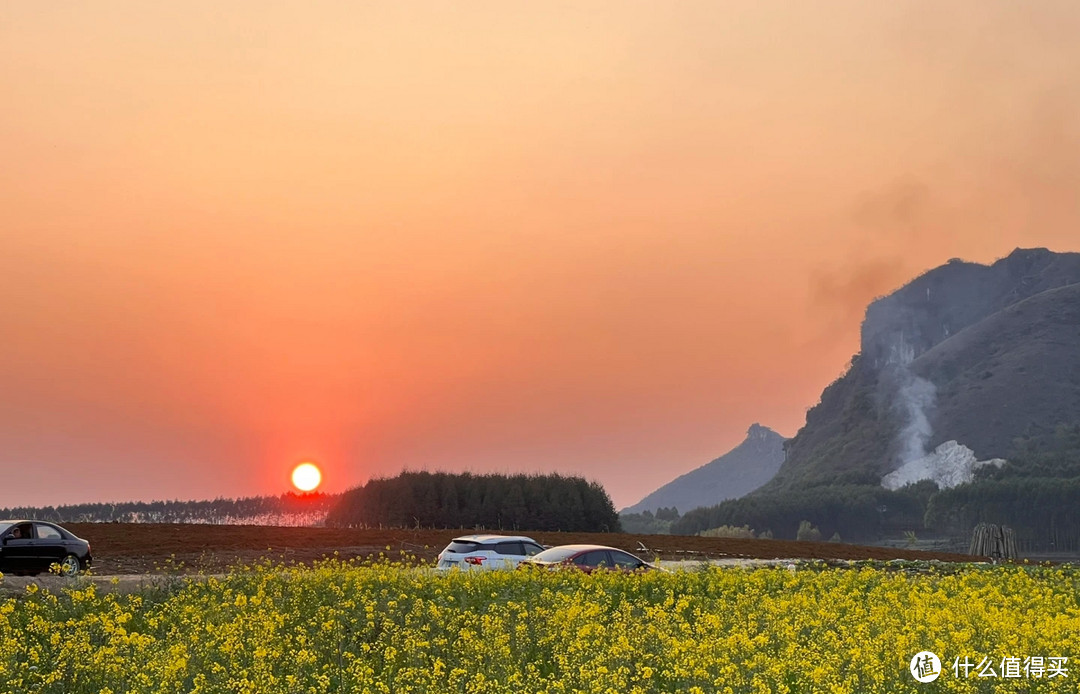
top-left (881, 441), bottom-right (1005, 490)
top-left (623, 424), bottom-right (786, 514)
top-left (861, 248), bottom-right (1080, 368)
top-left (765, 248), bottom-right (1080, 492)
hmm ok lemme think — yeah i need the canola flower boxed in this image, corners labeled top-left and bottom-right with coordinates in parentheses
top-left (0, 558), bottom-right (1077, 693)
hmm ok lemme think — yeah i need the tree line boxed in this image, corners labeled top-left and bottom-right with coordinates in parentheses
top-left (923, 424), bottom-right (1080, 552)
top-left (325, 471), bottom-right (621, 532)
top-left (925, 477), bottom-right (1080, 552)
top-left (0, 492), bottom-right (337, 525)
top-left (670, 483), bottom-right (934, 542)
top-left (619, 507), bottom-right (680, 535)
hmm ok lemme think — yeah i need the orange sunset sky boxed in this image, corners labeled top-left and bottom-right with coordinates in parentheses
top-left (3, 2), bottom-right (1079, 509)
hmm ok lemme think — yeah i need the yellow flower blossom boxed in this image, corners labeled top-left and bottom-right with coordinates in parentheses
top-left (0, 559), bottom-right (1076, 693)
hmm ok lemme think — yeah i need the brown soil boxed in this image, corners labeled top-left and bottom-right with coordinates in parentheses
top-left (65, 524), bottom-right (976, 575)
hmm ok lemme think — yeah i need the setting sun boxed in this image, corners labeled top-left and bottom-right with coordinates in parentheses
top-left (291, 463), bottom-right (322, 492)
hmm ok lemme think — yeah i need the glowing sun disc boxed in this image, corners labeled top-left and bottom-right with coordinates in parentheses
top-left (291, 463), bottom-right (322, 492)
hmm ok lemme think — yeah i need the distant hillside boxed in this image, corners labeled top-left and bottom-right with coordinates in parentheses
top-left (674, 248), bottom-right (1080, 548)
top-left (913, 282), bottom-right (1080, 458)
top-left (765, 247), bottom-right (1080, 491)
top-left (623, 424), bottom-right (786, 515)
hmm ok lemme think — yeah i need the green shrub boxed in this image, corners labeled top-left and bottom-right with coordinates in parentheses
top-left (796, 520), bottom-right (822, 542)
top-left (698, 525), bottom-right (756, 539)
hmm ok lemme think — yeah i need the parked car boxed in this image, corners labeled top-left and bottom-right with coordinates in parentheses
top-left (0, 520), bottom-right (92, 576)
top-left (436, 534), bottom-right (545, 571)
top-left (518, 544), bottom-right (661, 573)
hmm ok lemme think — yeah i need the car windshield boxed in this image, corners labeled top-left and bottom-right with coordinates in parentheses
top-left (0, 523), bottom-right (10, 536)
top-left (531, 546), bottom-right (584, 562)
top-left (445, 540), bottom-right (481, 554)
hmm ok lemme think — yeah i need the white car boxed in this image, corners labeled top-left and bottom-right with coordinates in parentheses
top-left (436, 534), bottom-right (545, 571)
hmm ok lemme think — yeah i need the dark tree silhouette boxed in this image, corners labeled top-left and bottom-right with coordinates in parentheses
top-left (325, 471), bottom-right (621, 532)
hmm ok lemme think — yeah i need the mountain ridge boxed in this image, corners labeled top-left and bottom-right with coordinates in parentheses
top-left (671, 248), bottom-right (1080, 547)
top-left (623, 423), bottom-right (786, 515)
top-left (765, 247), bottom-right (1080, 491)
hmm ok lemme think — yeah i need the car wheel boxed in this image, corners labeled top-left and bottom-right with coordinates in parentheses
top-left (59, 554), bottom-right (82, 576)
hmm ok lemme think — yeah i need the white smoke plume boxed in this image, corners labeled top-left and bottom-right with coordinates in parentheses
top-left (885, 333), bottom-right (937, 465)
top-left (897, 373), bottom-right (936, 464)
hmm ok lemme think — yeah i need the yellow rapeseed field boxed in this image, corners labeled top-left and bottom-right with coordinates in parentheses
top-left (0, 558), bottom-right (1077, 693)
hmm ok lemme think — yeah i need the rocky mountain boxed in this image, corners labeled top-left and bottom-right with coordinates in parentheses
top-left (765, 247), bottom-right (1080, 492)
top-left (623, 424), bottom-right (786, 515)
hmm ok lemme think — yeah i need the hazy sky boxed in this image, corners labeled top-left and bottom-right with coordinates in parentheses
top-left (3, 2), bottom-right (1079, 509)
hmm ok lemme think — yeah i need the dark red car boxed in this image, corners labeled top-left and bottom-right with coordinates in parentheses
top-left (518, 544), bottom-right (661, 573)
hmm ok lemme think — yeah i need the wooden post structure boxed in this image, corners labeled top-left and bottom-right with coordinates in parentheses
top-left (969, 523), bottom-right (1018, 561)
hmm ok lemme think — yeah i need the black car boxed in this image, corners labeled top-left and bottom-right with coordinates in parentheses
top-left (0, 520), bottom-right (92, 576)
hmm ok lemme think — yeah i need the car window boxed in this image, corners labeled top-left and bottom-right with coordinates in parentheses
top-left (445, 541), bottom-right (481, 554)
top-left (580, 550), bottom-right (611, 568)
top-left (611, 550), bottom-right (641, 568)
top-left (494, 541), bottom-right (524, 556)
top-left (35, 524), bottom-right (63, 540)
top-left (523, 542), bottom-right (544, 556)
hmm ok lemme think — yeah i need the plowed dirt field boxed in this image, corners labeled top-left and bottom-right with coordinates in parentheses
top-left (63, 524), bottom-right (975, 574)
